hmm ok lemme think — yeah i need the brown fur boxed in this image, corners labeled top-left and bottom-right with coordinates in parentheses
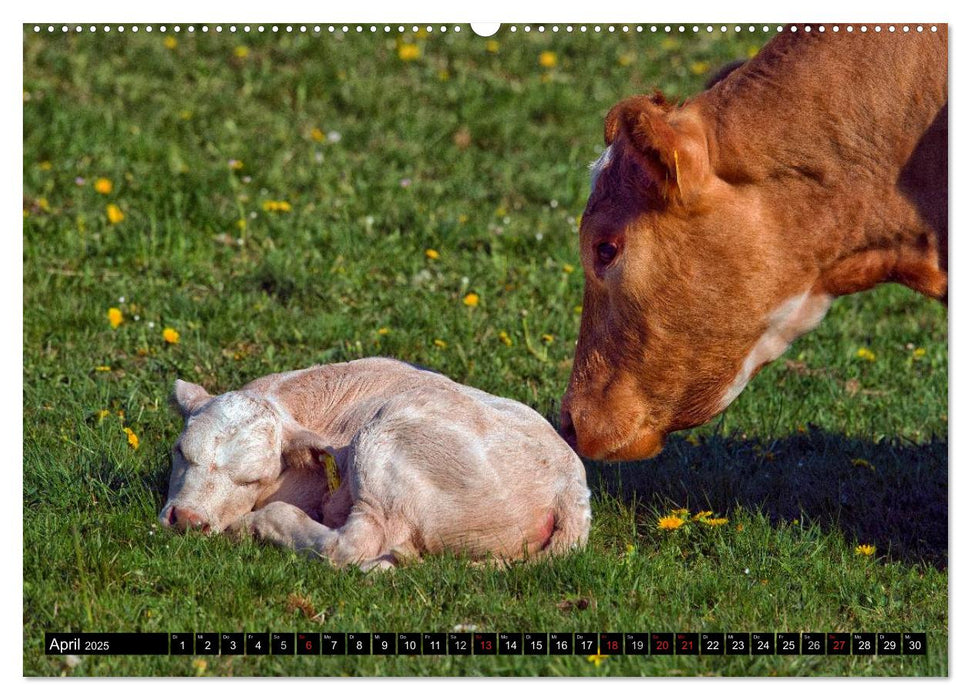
top-left (562, 26), bottom-right (947, 461)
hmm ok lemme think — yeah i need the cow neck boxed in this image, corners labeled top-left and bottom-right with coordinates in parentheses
top-left (701, 29), bottom-right (947, 300)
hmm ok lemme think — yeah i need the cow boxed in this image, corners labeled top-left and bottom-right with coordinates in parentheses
top-left (160, 358), bottom-right (590, 570)
top-left (560, 26), bottom-right (947, 461)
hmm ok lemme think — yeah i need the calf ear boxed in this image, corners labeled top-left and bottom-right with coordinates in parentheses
top-left (282, 427), bottom-right (332, 471)
top-left (172, 379), bottom-right (212, 417)
top-left (604, 93), bottom-right (709, 202)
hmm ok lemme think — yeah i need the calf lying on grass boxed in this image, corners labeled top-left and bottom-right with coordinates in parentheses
top-left (159, 358), bottom-right (591, 570)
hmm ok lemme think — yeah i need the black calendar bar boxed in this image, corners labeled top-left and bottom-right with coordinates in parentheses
top-left (43, 631), bottom-right (930, 656)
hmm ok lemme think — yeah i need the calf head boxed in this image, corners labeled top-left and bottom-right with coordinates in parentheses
top-left (561, 94), bottom-right (829, 461)
top-left (159, 379), bottom-right (330, 533)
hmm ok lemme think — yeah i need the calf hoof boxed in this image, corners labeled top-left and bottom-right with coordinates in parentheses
top-left (358, 554), bottom-right (396, 573)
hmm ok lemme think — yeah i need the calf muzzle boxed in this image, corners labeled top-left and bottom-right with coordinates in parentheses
top-left (160, 504), bottom-right (211, 533)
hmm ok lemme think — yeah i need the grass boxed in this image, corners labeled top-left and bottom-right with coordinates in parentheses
top-left (22, 25), bottom-right (947, 677)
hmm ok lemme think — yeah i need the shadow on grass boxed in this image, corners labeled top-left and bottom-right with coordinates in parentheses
top-left (585, 425), bottom-right (947, 569)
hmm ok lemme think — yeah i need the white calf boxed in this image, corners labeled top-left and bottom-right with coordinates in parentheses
top-left (159, 358), bottom-right (590, 570)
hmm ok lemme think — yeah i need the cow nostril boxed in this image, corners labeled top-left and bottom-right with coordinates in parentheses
top-left (168, 505), bottom-right (209, 531)
top-left (560, 410), bottom-right (578, 450)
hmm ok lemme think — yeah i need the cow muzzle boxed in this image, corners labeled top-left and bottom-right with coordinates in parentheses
top-left (159, 503), bottom-right (212, 533)
top-left (560, 401), bottom-right (664, 462)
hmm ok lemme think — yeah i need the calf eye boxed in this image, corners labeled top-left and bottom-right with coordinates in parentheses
top-left (596, 240), bottom-right (619, 266)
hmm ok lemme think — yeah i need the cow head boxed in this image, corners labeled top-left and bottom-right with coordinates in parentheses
top-left (159, 379), bottom-right (331, 533)
top-left (560, 93), bottom-right (831, 461)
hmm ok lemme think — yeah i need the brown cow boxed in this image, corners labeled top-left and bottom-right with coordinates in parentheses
top-left (561, 26), bottom-right (947, 462)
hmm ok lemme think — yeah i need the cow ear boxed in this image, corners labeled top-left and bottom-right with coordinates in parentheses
top-left (604, 93), bottom-right (709, 202)
top-left (172, 379), bottom-right (212, 417)
top-left (281, 427), bottom-right (332, 471)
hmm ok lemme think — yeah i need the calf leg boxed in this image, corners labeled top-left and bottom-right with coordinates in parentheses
top-left (326, 507), bottom-right (391, 570)
top-left (231, 502), bottom-right (394, 572)
top-left (230, 501), bottom-right (339, 558)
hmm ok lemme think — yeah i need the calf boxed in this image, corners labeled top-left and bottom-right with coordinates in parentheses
top-left (159, 358), bottom-right (590, 570)
top-left (561, 26), bottom-right (947, 461)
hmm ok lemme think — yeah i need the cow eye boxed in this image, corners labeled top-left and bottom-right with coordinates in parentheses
top-left (596, 241), bottom-right (619, 266)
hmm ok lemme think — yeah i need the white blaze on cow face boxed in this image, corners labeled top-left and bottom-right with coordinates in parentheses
top-left (589, 145), bottom-right (613, 190)
top-left (718, 290), bottom-right (833, 410)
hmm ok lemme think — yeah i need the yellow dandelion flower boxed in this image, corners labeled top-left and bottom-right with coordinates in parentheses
top-left (618, 52), bottom-right (635, 67)
top-left (587, 652), bottom-right (608, 667)
top-left (236, 219), bottom-right (247, 231)
top-left (107, 307), bottom-right (123, 329)
top-left (234, 46), bottom-right (250, 59)
top-left (747, 45), bottom-right (760, 59)
top-left (179, 109), bottom-right (192, 120)
top-left (463, 293), bottom-right (480, 307)
top-left (262, 200), bottom-right (292, 213)
top-left (433, 339), bottom-right (447, 349)
top-left (192, 658), bottom-right (207, 675)
top-left (562, 263), bottom-right (575, 273)
top-left (398, 43), bottom-right (421, 61)
top-left (310, 127), bottom-right (325, 142)
top-left (164, 36), bottom-right (178, 50)
top-left (377, 327), bottom-right (390, 335)
top-left (693, 510), bottom-right (713, 521)
top-left (856, 347), bottom-right (876, 362)
top-left (96, 409), bottom-right (111, 421)
top-left (425, 248), bottom-right (440, 260)
top-left (498, 330), bottom-right (513, 347)
top-left (705, 518), bottom-right (729, 527)
top-left (458, 214), bottom-right (469, 224)
top-left (912, 347), bottom-right (926, 360)
top-left (690, 60), bottom-right (710, 75)
top-left (106, 204), bottom-right (125, 224)
top-left (123, 427), bottom-right (140, 450)
top-left (162, 328), bottom-right (180, 344)
top-left (539, 51), bottom-right (557, 68)
top-left (438, 69), bottom-right (450, 81)
top-left (94, 178), bottom-right (113, 194)
top-left (94, 366), bottom-right (112, 373)
top-left (486, 39), bottom-right (499, 53)
top-left (541, 334), bottom-right (554, 344)
top-left (658, 515), bottom-right (685, 531)
top-left (736, 523), bottom-right (745, 532)
top-left (574, 305), bottom-right (583, 315)
top-left (855, 544), bottom-right (876, 557)
top-left (228, 159), bottom-right (244, 171)
top-left (661, 37), bottom-right (679, 51)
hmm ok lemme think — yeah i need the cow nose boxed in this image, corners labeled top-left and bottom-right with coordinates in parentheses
top-left (560, 407), bottom-right (579, 452)
top-left (163, 505), bottom-right (210, 532)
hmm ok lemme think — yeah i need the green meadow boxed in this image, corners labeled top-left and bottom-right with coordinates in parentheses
top-left (23, 24), bottom-right (946, 676)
